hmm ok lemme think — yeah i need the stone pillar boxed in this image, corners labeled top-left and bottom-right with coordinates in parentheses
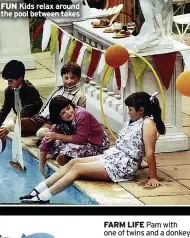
top-left (0, 0), bottom-right (35, 71)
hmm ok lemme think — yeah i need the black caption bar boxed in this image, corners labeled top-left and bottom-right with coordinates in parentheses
top-left (0, 206), bottom-right (190, 215)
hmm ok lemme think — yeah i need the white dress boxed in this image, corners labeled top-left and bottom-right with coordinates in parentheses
top-left (103, 117), bottom-right (147, 182)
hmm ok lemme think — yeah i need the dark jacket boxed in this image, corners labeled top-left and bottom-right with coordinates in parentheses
top-left (0, 80), bottom-right (43, 126)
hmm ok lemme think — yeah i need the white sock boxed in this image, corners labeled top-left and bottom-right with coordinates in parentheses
top-left (31, 189), bottom-right (52, 201)
top-left (30, 181), bottom-right (48, 196)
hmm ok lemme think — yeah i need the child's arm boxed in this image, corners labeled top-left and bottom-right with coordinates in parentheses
top-left (43, 122), bottom-right (73, 143)
top-left (44, 132), bottom-right (73, 143)
top-left (143, 119), bottom-right (162, 187)
top-left (39, 124), bottom-right (58, 151)
top-left (44, 112), bottom-right (90, 144)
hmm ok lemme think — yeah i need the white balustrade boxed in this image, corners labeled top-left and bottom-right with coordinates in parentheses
top-left (54, 19), bottom-right (190, 152)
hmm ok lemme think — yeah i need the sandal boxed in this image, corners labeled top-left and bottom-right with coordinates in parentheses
top-left (19, 189), bottom-right (39, 200)
top-left (20, 194), bottom-right (50, 204)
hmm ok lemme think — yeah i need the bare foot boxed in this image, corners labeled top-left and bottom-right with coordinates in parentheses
top-left (135, 32), bottom-right (160, 51)
top-left (140, 32), bottom-right (159, 44)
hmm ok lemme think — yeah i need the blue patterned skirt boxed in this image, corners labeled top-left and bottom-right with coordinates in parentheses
top-left (102, 147), bottom-right (140, 182)
top-left (51, 133), bottom-right (110, 158)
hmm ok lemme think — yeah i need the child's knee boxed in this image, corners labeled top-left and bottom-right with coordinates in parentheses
top-left (36, 127), bottom-right (50, 139)
top-left (3, 120), bottom-right (15, 132)
top-left (70, 163), bottom-right (84, 178)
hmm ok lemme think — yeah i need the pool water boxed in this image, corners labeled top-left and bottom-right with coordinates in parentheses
top-left (0, 139), bottom-right (95, 204)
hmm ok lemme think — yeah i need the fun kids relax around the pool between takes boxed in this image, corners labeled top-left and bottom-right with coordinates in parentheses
top-left (0, 62), bottom-right (86, 142)
top-left (20, 91), bottom-right (165, 203)
top-left (38, 95), bottom-right (110, 178)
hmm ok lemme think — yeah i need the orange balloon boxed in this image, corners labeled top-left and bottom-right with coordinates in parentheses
top-left (176, 71), bottom-right (190, 97)
top-left (105, 45), bottom-right (129, 68)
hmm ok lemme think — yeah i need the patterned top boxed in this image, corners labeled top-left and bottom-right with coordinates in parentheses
top-left (103, 117), bottom-right (147, 182)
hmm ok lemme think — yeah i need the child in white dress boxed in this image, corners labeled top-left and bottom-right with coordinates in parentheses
top-left (20, 91), bottom-right (166, 203)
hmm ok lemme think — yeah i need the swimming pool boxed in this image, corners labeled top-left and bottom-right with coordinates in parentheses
top-left (0, 139), bottom-right (95, 205)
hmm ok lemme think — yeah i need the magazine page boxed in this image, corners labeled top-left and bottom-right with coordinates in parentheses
top-left (0, 0), bottom-right (190, 236)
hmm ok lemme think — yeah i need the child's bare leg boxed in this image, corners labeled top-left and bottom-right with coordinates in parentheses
top-left (23, 157), bottom-right (110, 202)
top-left (45, 155), bottom-right (101, 188)
top-left (39, 150), bottom-right (49, 178)
top-left (56, 155), bottom-right (72, 166)
top-left (36, 123), bottom-right (52, 139)
top-left (49, 159), bottom-right (111, 196)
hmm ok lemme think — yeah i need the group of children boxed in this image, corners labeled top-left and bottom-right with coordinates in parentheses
top-left (0, 59), bottom-right (165, 204)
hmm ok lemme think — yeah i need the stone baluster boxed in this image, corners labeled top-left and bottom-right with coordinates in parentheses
top-left (92, 85), bottom-right (100, 100)
top-left (88, 81), bottom-right (96, 97)
top-left (105, 92), bottom-right (115, 108)
top-left (112, 94), bottom-right (122, 111)
top-left (102, 87), bottom-right (109, 103)
top-left (83, 82), bottom-right (91, 94)
top-left (117, 104), bottom-right (123, 115)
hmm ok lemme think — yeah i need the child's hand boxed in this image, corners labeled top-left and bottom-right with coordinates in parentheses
top-left (147, 178), bottom-right (162, 187)
top-left (0, 128), bottom-right (8, 139)
top-left (45, 132), bottom-right (58, 141)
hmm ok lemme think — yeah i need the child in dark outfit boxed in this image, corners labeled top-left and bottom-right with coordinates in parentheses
top-left (0, 60), bottom-right (42, 138)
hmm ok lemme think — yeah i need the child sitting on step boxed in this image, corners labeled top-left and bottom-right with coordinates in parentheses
top-left (38, 95), bottom-right (110, 178)
top-left (20, 91), bottom-right (165, 203)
